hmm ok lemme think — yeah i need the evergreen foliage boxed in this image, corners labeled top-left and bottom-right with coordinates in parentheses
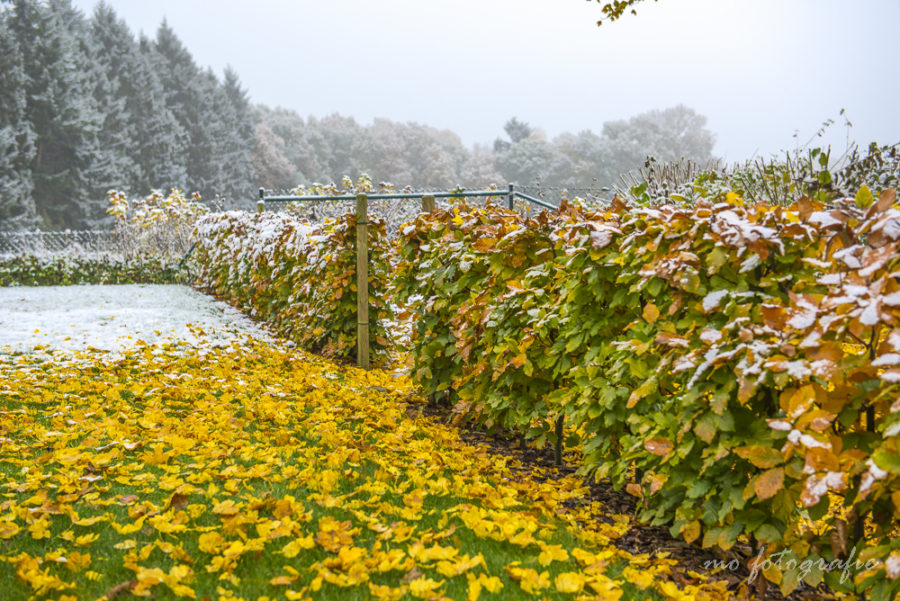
top-left (0, 15), bottom-right (37, 229)
top-left (0, 0), bottom-right (257, 229)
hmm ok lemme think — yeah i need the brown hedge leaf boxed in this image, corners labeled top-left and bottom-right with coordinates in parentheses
top-left (735, 446), bottom-right (783, 469)
top-left (643, 438), bottom-right (673, 456)
top-left (755, 468), bottom-right (785, 501)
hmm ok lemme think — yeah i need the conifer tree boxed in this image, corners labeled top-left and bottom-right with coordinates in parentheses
top-left (8, 0), bottom-right (106, 228)
top-left (220, 66), bottom-right (256, 203)
top-left (136, 33), bottom-right (189, 191)
top-left (0, 14), bottom-right (37, 229)
top-left (91, 5), bottom-right (187, 195)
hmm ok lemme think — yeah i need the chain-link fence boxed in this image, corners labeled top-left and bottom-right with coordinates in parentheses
top-left (0, 230), bottom-right (124, 260)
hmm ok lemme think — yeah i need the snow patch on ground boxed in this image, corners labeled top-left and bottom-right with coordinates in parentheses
top-left (0, 284), bottom-right (275, 356)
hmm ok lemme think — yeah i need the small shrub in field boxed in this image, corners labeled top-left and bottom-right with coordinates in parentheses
top-left (107, 188), bottom-right (208, 260)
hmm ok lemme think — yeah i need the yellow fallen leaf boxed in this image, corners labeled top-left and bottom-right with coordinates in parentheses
top-left (554, 571), bottom-right (586, 593)
top-left (408, 576), bottom-right (444, 599)
top-left (281, 534), bottom-right (315, 558)
top-left (197, 531), bottom-right (225, 554)
top-left (65, 551), bottom-right (92, 573)
top-left (0, 521), bottom-right (20, 539)
top-left (74, 532), bottom-right (99, 547)
top-left (435, 553), bottom-right (483, 577)
top-left (506, 566), bottom-right (550, 593)
top-left (537, 543), bottom-right (568, 566)
top-left (212, 499), bottom-right (240, 516)
top-left (642, 302), bottom-right (660, 323)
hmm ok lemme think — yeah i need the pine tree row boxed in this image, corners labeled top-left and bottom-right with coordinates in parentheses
top-left (0, 0), bottom-right (255, 230)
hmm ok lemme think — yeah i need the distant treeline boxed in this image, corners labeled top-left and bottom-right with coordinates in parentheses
top-left (252, 106), bottom-right (715, 195)
top-left (0, 0), bottom-right (715, 231)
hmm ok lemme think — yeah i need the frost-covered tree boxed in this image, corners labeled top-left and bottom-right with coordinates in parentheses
top-left (504, 118), bottom-right (534, 144)
top-left (459, 143), bottom-right (504, 188)
top-left (82, 9), bottom-right (137, 188)
top-left (359, 121), bottom-right (467, 188)
top-left (151, 22), bottom-right (256, 203)
top-left (253, 106), bottom-right (322, 183)
top-left (0, 2), bottom-right (262, 228)
top-left (151, 20), bottom-right (210, 194)
top-left (7, 0), bottom-right (108, 228)
top-left (602, 104), bottom-right (715, 172)
top-left (90, 4), bottom-right (187, 196)
top-left (197, 71), bottom-right (234, 194)
top-left (494, 134), bottom-right (576, 187)
top-left (353, 118), bottom-right (408, 186)
top-left (253, 122), bottom-right (295, 190)
top-left (396, 124), bottom-right (468, 188)
top-left (0, 15), bottom-right (37, 229)
top-left (219, 67), bottom-right (257, 202)
top-left (53, 0), bottom-right (132, 224)
top-left (490, 105), bottom-right (715, 190)
top-left (133, 33), bottom-right (189, 192)
top-left (494, 117), bottom-right (533, 152)
top-left (252, 109), bottom-right (488, 190)
top-left (553, 131), bottom-right (614, 185)
top-left (304, 114), bottom-right (370, 182)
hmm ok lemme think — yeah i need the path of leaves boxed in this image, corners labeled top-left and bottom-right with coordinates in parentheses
top-left (0, 337), bottom-right (733, 601)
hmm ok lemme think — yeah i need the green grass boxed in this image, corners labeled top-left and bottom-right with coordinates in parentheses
top-left (0, 340), bottom-right (713, 601)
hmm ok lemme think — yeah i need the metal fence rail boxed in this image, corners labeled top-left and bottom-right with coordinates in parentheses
top-left (516, 184), bottom-right (614, 207)
top-left (258, 184), bottom-right (559, 212)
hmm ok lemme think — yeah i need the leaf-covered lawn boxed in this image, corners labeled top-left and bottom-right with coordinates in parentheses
top-left (0, 337), bottom-right (731, 601)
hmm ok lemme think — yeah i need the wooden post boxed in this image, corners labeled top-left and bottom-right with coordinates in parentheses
top-left (422, 194), bottom-right (436, 402)
top-left (507, 183), bottom-right (515, 210)
top-left (555, 415), bottom-right (564, 466)
top-left (257, 188), bottom-right (265, 213)
top-left (356, 193), bottom-right (370, 370)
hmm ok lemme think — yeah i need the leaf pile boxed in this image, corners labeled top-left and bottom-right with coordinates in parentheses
top-left (0, 337), bottom-right (733, 600)
top-left (394, 189), bottom-right (900, 599)
top-left (191, 210), bottom-right (393, 363)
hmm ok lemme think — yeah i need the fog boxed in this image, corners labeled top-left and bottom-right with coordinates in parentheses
top-left (69, 0), bottom-right (900, 161)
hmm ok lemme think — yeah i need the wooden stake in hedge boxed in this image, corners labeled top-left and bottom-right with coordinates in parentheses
top-left (356, 193), bottom-right (370, 370)
top-left (555, 415), bottom-right (564, 466)
top-left (422, 194), bottom-right (436, 404)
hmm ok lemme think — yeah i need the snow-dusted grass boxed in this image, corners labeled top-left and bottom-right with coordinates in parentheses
top-left (0, 284), bottom-right (274, 355)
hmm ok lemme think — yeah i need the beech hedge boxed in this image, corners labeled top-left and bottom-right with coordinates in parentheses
top-left (0, 255), bottom-right (186, 286)
top-left (394, 190), bottom-right (900, 599)
top-left (191, 210), bottom-right (392, 364)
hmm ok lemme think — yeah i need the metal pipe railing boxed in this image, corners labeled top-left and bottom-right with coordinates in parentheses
top-left (513, 190), bottom-right (558, 210)
top-left (261, 190), bottom-right (508, 202)
top-left (258, 184), bottom-right (560, 211)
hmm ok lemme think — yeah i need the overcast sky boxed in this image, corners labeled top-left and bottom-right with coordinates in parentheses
top-left (70, 0), bottom-right (900, 162)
